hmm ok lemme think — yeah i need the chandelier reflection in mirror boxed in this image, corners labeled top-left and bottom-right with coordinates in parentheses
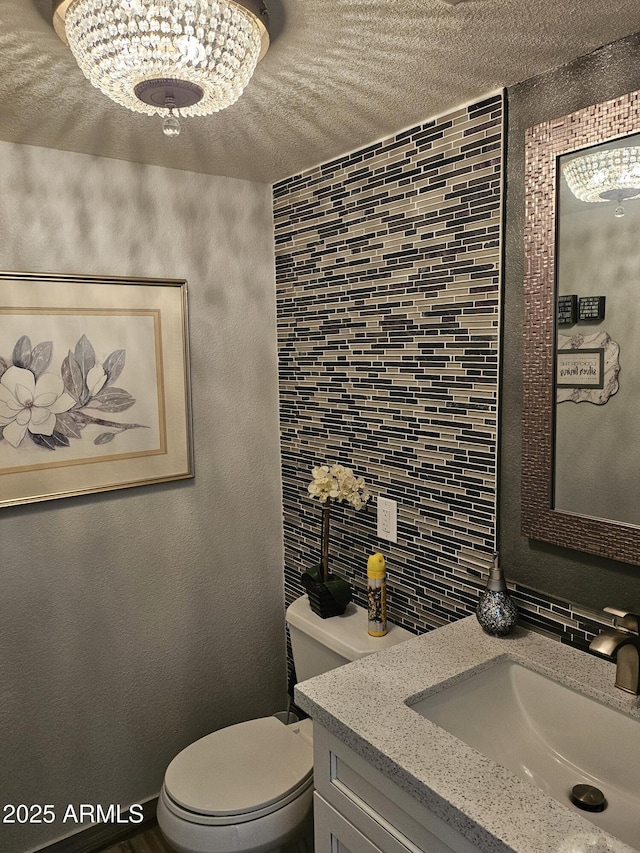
top-left (53, 0), bottom-right (270, 137)
top-left (562, 145), bottom-right (640, 217)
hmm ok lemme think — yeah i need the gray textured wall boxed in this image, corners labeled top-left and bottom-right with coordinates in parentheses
top-left (501, 32), bottom-right (640, 611)
top-left (0, 142), bottom-right (286, 852)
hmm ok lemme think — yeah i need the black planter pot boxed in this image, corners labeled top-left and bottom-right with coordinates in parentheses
top-left (301, 572), bottom-right (352, 619)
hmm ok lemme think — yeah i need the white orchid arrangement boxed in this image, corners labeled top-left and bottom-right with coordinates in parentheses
top-left (308, 463), bottom-right (370, 509)
top-left (304, 463), bottom-right (370, 591)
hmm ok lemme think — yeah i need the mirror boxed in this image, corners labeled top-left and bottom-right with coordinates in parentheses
top-left (555, 135), bottom-right (639, 523)
top-left (522, 88), bottom-right (640, 566)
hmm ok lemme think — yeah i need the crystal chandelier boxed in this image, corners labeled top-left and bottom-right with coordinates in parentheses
top-left (563, 146), bottom-right (640, 217)
top-left (53, 0), bottom-right (269, 137)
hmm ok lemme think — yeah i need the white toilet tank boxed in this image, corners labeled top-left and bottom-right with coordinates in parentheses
top-left (286, 595), bottom-right (414, 682)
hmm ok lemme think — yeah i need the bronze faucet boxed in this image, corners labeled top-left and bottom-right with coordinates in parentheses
top-left (589, 607), bottom-right (640, 695)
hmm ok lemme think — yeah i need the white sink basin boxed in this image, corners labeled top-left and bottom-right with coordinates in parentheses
top-left (408, 658), bottom-right (640, 849)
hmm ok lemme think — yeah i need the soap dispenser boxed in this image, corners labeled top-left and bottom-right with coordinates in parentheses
top-left (476, 553), bottom-right (518, 636)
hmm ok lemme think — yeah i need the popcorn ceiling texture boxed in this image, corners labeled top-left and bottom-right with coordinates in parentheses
top-left (273, 92), bottom-right (615, 672)
top-left (8, 1), bottom-right (640, 182)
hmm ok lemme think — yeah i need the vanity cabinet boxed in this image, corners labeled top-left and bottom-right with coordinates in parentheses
top-left (313, 724), bottom-right (482, 853)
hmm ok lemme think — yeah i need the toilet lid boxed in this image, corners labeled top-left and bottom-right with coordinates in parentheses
top-left (164, 716), bottom-right (313, 819)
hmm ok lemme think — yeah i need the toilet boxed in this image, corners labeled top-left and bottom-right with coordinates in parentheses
top-left (157, 594), bottom-right (413, 853)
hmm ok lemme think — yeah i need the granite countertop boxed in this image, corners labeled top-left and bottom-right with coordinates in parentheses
top-left (294, 615), bottom-right (640, 853)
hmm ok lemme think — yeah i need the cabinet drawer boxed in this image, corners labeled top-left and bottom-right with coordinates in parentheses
top-left (314, 724), bottom-right (481, 853)
top-left (315, 793), bottom-right (387, 853)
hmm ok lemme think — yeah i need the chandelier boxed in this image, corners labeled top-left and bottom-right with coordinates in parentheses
top-left (53, 0), bottom-right (269, 137)
top-left (563, 146), bottom-right (640, 217)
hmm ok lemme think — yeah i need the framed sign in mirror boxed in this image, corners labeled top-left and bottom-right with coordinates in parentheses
top-left (522, 88), bottom-right (640, 565)
top-left (0, 271), bottom-right (194, 507)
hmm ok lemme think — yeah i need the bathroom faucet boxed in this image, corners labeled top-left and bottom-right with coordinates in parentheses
top-left (589, 607), bottom-right (640, 695)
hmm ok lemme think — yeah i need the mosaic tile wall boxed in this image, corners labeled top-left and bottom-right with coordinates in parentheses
top-left (508, 583), bottom-right (613, 652)
top-left (272, 91), bottom-right (613, 674)
top-left (274, 94), bottom-right (503, 633)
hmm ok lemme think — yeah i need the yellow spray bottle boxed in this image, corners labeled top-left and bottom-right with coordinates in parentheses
top-left (367, 552), bottom-right (387, 636)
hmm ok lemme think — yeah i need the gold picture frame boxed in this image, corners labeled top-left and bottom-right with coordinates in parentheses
top-left (0, 271), bottom-right (193, 507)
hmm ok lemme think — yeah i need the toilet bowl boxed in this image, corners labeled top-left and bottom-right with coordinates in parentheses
top-left (157, 595), bottom-right (413, 853)
top-left (157, 715), bottom-right (313, 853)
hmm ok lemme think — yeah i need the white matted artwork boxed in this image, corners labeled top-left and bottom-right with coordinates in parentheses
top-left (556, 331), bottom-right (620, 405)
top-left (0, 271), bottom-right (193, 507)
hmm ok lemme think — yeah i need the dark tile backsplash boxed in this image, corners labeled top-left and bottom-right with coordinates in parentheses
top-left (273, 91), bottom-right (612, 673)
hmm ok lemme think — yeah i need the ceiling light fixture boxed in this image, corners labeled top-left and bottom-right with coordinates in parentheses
top-left (563, 146), bottom-right (640, 217)
top-left (53, 0), bottom-right (269, 137)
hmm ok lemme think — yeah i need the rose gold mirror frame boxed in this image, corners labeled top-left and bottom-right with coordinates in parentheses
top-left (522, 87), bottom-right (640, 565)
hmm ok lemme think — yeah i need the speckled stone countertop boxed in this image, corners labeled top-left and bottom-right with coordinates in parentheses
top-left (294, 615), bottom-right (640, 853)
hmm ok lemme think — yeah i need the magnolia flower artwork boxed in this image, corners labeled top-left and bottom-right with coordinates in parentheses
top-left (0, 272), bottom-right (192, 510)
top-left (0, 334), bottom-right (148, 453)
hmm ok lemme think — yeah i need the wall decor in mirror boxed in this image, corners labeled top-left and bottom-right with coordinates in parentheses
top-left (522, 87), bottom-right (640, 565)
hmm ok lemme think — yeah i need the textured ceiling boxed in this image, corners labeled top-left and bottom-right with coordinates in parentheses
top-left (2, 1), bottom-right (640, 184)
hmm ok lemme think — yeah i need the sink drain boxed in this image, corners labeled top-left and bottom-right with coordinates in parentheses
top-left (570, 784), bottom-right (607, 812)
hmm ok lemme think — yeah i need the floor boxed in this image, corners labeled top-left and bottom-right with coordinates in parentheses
top-left (100, 824), bottom-right (174, 853)
top-left (99, 817), bottom-right (315, 853)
